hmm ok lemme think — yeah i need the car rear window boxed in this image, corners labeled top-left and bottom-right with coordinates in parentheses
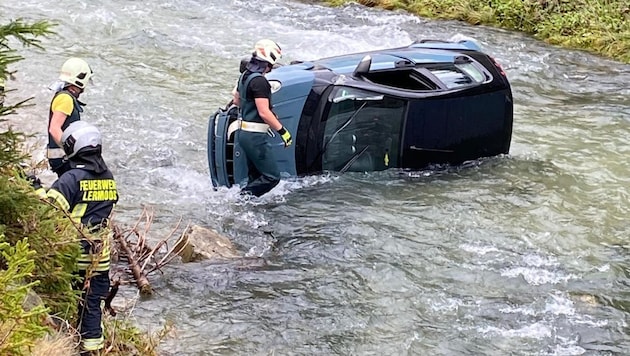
top-left (363, 61), bottom-right (489, 91)
top-left (428, 63), bottom-right (487, 89)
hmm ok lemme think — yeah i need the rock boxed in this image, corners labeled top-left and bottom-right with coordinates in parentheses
top-left (24, 289), bottom-right (57, 328)
top-left (175, 225), bottom-right (240, 262)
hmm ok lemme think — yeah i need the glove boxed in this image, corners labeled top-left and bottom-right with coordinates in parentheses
top-left (26, 175), bottom-right (47, 199)
top-left (26, 175), bottom-right (42, 190)
top-left (277, 127), bottom-right (292, 148)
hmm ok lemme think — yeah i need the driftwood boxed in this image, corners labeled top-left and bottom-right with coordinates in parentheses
top-left (113, 230), bottom-right (152, 295)
top-left (111, 206), bottom-right (190, 296)
top-left (109, 206), bottom-right (246, 304)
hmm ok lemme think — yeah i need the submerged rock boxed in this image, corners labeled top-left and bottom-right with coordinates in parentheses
top-left (175, 225), bottom-right (240, 262)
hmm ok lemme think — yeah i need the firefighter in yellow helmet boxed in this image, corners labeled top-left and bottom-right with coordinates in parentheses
top-left (47, 57), bottom-right (93, 177)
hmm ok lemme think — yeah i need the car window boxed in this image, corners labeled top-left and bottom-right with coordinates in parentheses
top-left (457, 62), bottom-right (486, 82)
top-left (361, 61), bottom-right (488, 91)
top-left (428, 63), bottom-right (487, 89)
top-left (322, 87), bottom-right (405, 172)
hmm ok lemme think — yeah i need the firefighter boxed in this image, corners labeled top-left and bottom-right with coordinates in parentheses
top-left (47, 57), bottom-right (93, 177)
top-left (34, 120), bottom-right (117, 355)
top-left (233, 39), bottom-right (292, 197)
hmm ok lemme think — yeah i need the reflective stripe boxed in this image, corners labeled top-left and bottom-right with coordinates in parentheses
top-left (82, 335), bottom-right (104, 351)
top-left (78, 234), bottom-right (111, 272)
top-left (240, 120), bottom-right (269, 133)
top-left (78, 258), bottom-right (110, 271)
top-left (46, 147), bottom-right (66, 159)
top-left (46, 189), bottom-right (70, 211)
top-left (77, 245), bottom-right (111, 270)
top-left (227, 120), bottom-right (240, 139)
top-left (227, 119), bottom-right (271, 138)
top-left (34, 188), bottom-right (47, 199)
top-left (78, 259), bottom-right (110, 271)
top-left (71, 203), bottom-right (87, 219)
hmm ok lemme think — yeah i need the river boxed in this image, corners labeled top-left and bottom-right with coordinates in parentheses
top-left (2, 0), bottom-right (630, 355)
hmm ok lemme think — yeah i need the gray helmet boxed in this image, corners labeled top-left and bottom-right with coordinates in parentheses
top-left (61, 121), bottom-right (102, 158)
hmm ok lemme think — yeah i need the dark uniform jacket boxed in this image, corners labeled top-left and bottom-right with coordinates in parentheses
top-left (47, 168), bottom-right (118, 272)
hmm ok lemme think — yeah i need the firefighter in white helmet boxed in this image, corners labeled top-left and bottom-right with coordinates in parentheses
top-left (233, 39), bottom-right (292, 197)
top-left (34, 121), bottom-right (117, 355)
top-left (47, 57), bottom-right (94, 177)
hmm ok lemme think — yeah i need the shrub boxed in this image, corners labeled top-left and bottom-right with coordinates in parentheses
top-left (0, 18), bottom-right (81, 355)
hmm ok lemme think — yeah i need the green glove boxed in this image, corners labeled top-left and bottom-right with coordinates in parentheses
top-left (278, 127), bottom-right (292, 147)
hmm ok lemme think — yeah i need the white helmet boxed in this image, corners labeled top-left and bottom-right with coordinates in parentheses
top-left (62, 121), bottom-right (102, 158)
top-left (253, 39), bottom-right (282, 65)
top-left (58, 58), bottom-right (93, 89)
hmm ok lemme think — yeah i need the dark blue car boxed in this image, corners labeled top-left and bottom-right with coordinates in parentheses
top-left (208, 39), bottom-right (513, 188)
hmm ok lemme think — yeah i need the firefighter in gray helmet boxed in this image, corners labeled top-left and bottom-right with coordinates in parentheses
top-left (35, 121), bottom-right (116, 354)
top-left (233, 39), bottom-right (292, 197)
top-left (47, 57), bottom-right (94, 177)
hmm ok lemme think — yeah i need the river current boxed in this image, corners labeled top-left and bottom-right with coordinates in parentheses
top-left (2, 0), bottom-right (630, 355)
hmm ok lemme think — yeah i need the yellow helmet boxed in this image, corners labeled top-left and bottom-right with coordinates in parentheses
top-left (253, 39), bottom-right (282, 65)
top-left (59, 58), bottom-right (93, 89)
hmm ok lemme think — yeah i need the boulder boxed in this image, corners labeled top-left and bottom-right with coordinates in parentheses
top-left (23, 289), bottom-right (57, 329)
top-left (175, 225), bottom-right (240, 262)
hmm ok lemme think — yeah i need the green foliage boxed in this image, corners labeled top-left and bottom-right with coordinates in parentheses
top-left (329, 0), bottom-right (630, 63)
top-left (103, 318), bottom-right (172, 356)
top-left (0, 126), bottom-right (28, 171)
top-left (0, 175), bottom-right (81, 315)
top-left (0, 237), bottom-right (49, 355)
top-left (0, 17), bottom-right (81, 354)
top-left (0, 19), bottom-right (54, 80)
top-left (0, 17), bottom-right (158, 356)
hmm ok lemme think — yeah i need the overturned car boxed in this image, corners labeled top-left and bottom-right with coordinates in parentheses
top-left (208, 39), bottom-right (513, 188)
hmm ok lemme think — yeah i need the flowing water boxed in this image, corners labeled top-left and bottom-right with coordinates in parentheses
top-left (2, 0), bottom-right (630, 355)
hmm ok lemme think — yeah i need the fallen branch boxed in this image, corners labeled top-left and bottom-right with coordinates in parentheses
top-left (114, 226), bottom-right (152, 295)
top-left (110, 206), bottom-right (193, 295)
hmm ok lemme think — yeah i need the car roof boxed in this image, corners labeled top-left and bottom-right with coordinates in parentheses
top-left (311, 41), bottom-right (482, 74)
top-left (269, 41), bottom-right (484, 77)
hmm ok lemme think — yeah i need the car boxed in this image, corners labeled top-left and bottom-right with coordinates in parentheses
top-left (207, 39), bottom-right (513, 188)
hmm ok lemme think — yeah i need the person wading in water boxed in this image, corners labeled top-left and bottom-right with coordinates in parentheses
top-left (233, 39), bottom-right (292, 197)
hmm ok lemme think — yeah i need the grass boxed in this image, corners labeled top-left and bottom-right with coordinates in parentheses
top-left (326, 0), bottom-right (630, 63)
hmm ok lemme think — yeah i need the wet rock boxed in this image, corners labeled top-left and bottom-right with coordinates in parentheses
top-left (175, 225), bottom-right (240, 262)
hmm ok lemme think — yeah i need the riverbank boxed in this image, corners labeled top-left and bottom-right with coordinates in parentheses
top-left (0, 19), bottom-right (162, 355)
top-left (325, 0), bottom-right (630, 64)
